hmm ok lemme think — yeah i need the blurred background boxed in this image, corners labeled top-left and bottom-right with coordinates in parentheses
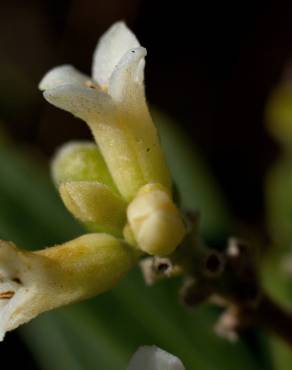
top-left (1, 0), bottom-right (292, 369)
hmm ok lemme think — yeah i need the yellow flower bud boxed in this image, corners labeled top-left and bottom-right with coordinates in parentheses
top-left (51, 141), bottom-right (117, 191)
top-left (59, 181), bottom-right (126, 236)
top-left (126, 184), bottom-right (186, 256)
top-left (0, 234), bottom-right (137, 340)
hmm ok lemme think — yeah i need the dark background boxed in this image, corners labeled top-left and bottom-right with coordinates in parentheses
top-left (0, 0), bottom-right (291, 367)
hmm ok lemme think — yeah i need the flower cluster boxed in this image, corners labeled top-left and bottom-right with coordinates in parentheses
top-left (43, 21), bottom-right (185, 255)
top-left (0, 22), bottom-right (185, 340)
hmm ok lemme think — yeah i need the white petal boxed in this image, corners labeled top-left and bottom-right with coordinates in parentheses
top-left (108, 46), bottom-right (172, 192)
top-left (39, 65), bottom-right (90, 91)
top-left (127, 346), bottom-right (185, 370)
top-left (43, 84), bottom-right (113, 121)
top-left (92, 21), bottom-right (140, 87)
top-left (109, 46), bottom-right (147, 103)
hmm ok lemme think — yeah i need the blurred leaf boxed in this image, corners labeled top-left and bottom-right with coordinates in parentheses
top-left (265, 85), bottom-right (292, 147)
top-left (264, 80), bottom-right (292, 370)
top-left (0, 146), bottom-right (83, 248)
top-left (21, 314), bottom-right (84, 370)
top-left (261, 250), bottom-right (292, 308)
top-left (153, 109), bottom-right (231, 241)
top-left (270, 337), bottom-right (292, 370)
top-left (265, 157), bottom-right (292, 250)
top-left (23, 273), bottom-right (263, 370)
top-left (261, 237), bottom-right (292, 370)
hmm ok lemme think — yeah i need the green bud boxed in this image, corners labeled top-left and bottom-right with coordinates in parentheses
top-left (51, 141), bottom-right (117, 191)
top-left (60, 181), bottom-right (126, 236)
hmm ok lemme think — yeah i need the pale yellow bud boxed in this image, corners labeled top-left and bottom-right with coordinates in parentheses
top-left (126, 184), bottom-right (186, 256)
top-left (0, 234), bottom-right (137, 340)
top-left (51, 141), bottom-right (117, 191)
top-left (59, 181), bottom-right (126, 236)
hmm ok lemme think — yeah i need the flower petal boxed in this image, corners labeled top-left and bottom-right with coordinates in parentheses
top-left (0, 234), bottom-right (137, 340)
top-left (126, 346), bottom-right (185, 370)
top-left (109, 47), bottom-right (172, 191)
top-left (92, 21), bottom-right (140, 87)
top-left (39, 65), bottom-right (90, 91)
top-left (109, 46), bottom-right (147, 103)
top-left (43, 84), bottom-right (112, 121)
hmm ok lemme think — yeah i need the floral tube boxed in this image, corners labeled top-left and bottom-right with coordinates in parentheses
top-left (0, 234), bottom-right (137, 340)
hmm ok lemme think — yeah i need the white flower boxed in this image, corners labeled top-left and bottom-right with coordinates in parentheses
top-left (41, 22), bottom-right (186, 256)
top-left (0, 234), bottom-right (136, 341)
top-left (127, 346), bottom-right (185, 370)
top-left (39, 21), bottom-right (171, 202)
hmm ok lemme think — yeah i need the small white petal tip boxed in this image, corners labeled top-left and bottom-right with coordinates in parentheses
top-left (39, 65), bottom-right (89, 91)
top-left (43, 84), bottom-right (112, 121)
top-left (127, 345), bottom-right (185, 370)
top-left (92, 21), bottom-right (140, 87)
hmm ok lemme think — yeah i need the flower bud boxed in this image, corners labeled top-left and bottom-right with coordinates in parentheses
top-left (59, 181), bottom-right (126, 235)
top-left (51, 141), bottom-right (116, 190)
top-left (126, 184), bottom-right (186, 256)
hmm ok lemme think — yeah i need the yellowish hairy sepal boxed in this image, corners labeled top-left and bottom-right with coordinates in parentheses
top-left (123, 224), bottom-right (138, 248)
top-left (51, 141), bottom-right (116, 190)
top-left (0, 234), bottom-right (137, 340)
top-left (126, 184), bottom-right (186, 256)
top-left (59, 181), bottom-right (126, 236)
top-left (37, 233), bottom-right (137, 294)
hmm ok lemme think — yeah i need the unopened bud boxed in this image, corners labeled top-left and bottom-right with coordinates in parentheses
top-left (60, 181), bottom-right (126, 235)
top-left (126, 184), bottom-right (186, 256)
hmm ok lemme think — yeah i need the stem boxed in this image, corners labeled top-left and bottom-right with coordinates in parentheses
top-left (253, 295), bottom-right (292, 346)
top-left (141, 230), bottom-right (292, 346)
top-left (176, 236), bottom-right (292, 347)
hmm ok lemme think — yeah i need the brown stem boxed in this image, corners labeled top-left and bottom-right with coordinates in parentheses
top-left (177, 236), bottom-right (292, 347)
top-left (252, 295), bottom-right (292, 346)
top-left (142, 230), bottom-right (292, 346)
